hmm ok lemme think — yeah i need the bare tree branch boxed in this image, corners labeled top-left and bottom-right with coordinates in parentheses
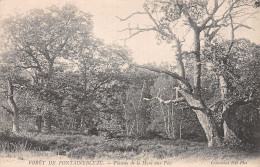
top-left (199, 0), bottom-right (224, 30)
top-left (16, 45), bottom-right (43, 72)
top-left (226, 14), bottom-right (235, 55)
top-left (234, 24), bottom-right (252, 31)
top-left (143, 96), bottom-right (208, 113)
top-left (116, 12), bottom-right (146, 21)
top-left (202, 0), bottom-right (247, 32)
top-left (132, 63), bottom-right (193, 93)
top-left (118, 27), bottom-right (155, 41)
top-left (144, 9), bottom-right (160, 30)
top-left (175, 0), bottom-right (198, 30)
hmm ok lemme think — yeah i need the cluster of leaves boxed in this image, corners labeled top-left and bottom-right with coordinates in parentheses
top-left (202, 38), bottom-right (260, 101)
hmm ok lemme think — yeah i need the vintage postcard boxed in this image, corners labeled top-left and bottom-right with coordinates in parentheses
top-left (0, 0), bottom-right (260, 167)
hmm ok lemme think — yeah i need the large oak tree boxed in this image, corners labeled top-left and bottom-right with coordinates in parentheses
top-left (118, 0), bottom-right (258, 146)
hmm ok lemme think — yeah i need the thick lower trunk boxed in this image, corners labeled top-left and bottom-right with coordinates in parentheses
top-left (223, 121), bottom-right (240, 142)
top-left (194, 110), bottom-right (221, 147)
top-left (12, 112), bottom-right (19, 133)
top-left (180, 90), bottom-right (221, 147)
top-left (191, 31), bottom-right (220, 146)
top-left (219, 75), bottom-right (240, 143)
top-left (222, 105), bottom-right (240, 144)
top-left (7, 79), bottom-right (19, 133)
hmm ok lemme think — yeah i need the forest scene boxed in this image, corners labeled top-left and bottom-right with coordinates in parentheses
top-left (0, 0), bottom-right (260, 166)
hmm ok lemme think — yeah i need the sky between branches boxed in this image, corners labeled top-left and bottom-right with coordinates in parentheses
top-left (0, 0), bottom-right (259, 65)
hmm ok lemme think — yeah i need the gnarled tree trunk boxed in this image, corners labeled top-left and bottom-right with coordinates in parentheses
top-left (222, 105), bottom-right (240, 143)
top-left (7, 78), bottom-right (19, 133)
top-left (180, 90), bottom-right (221, 147)
top-left (219, 75), bottom-right (240, 143)
top-left (194, 110), bottom-right (221, 147)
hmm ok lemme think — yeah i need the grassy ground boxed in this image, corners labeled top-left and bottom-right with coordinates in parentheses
top-left (0, 132), bottom-right (260, 167)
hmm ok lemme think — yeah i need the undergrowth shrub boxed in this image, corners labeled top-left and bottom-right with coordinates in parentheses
top-left (0, 132), bottom-right (256, 160)
top-left (68, 146), bottom-right (96, 159)
top-left (0, 132), bottom-right (49, 152)
top-left (63, 135), bottom-right (84, 143)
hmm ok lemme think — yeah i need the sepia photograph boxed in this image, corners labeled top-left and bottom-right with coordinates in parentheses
top-left (0, 0), bottom-right (260, 167)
